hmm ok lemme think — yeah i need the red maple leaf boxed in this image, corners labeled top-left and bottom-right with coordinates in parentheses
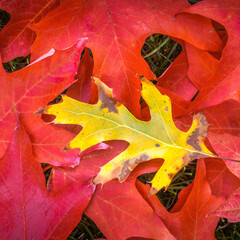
top-left (0, 0), bottom-right (61, 62)
top-left (139, 160), bottom-right (225, 240)
top-left (183, 0), bottom-right (240, 110)
top-left (206, 158), bottom-right (240, 222)
top-left (213, 187), bottom-right (240, 222)
top-left (156, 41), bottom-right (220, 101)
top-left (0, 120), bottom-right (95, 239)
top-left (0, 39), bottom-right (86, 165)
top-left (29, 0), bottom-right (222, 117)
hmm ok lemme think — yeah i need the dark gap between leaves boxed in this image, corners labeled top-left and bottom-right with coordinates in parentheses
top-left (2, 54), bottom-right (30, 72)
top-left (67, 213), bottom-right (106, 240)
top-left (41, 163), bottom-right (52, 186)
top-left (0, 9), bottom-right (10, 31)
top-left (141, 33), bottom-right (182, 78)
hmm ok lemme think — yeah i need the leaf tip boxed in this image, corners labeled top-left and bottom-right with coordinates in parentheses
top-left (93, 77), bottom-right (118, 113)
top-left (34, 107), bottom-right (45, 114)
top-left (148, 187), bottom-right (159, 196)
top-left (92, 175), bottom-right (103, 185)
top-left (61, 145), bottom-right (69, 151)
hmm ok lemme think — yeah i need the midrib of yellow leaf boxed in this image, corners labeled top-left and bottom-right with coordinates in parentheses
top-left (56, 98), bottom-right (214, 158)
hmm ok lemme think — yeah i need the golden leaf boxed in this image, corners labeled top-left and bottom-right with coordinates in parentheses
top-left (41, 76), bottom-right (215, 195)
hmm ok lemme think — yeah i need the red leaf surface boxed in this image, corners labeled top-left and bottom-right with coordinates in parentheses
top-left (86, 181), bottom-right (174, 240)
top-left (205, 158), bottom-right (240, 221)
top-left (0, 0), bottom-right (61, 62)
top-left (183, 0), bottom-right (240, 110)
top-left (157, 40), bottom-right (220, 103)
top-left (213, 187), bottom-right (240, 222)
top-left (85, 165), bottom-right (176, 240)
top-left (200, 100), bottom-right (240, 136)
top-left (205, 158), bottom-right (240, 199)
top-left (29, 0), bottom-right (222, 116)
top-left (198, 101), bottom-right (240, 178)
top-left (157, 41), bottom-right (198, 101)
top-left (208, 133), bottom-right (240, 177)
top-left (185, 42), bottom-right (219, 90)
top-left (66, 48), bottom-right (94, 103)
top-left (0, 39), bottom-right (86, 165)
top-left (0, 120), bottom-right (95, 239)
top-left (140, 160), bottom-right (225, 240)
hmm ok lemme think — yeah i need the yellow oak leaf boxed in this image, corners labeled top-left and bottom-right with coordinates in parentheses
top-left (41, 76), bottom-right (216, 195)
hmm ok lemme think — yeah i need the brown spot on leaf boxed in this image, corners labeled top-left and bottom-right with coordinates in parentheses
top-left (34, 108), bottom-right (45, 114)
top-left (164, 106), bottom-right (168, 111)
top-left (187, 113), bottom-right (210, 151)
top-left (168, 173), bottom-right (174, 179)
top-left (134, 154), bottom-right (150, 164)
top-left (94, 77), bottom-right (118, 113)
top-left (182, 154), bottom-right (189, 165)
top-left (155, 143), bottom-right (160, 147)
top-left (181, 151), bottom-right (210, 168)
top-left (194, 113), bottom-right (209, 138)
top-left (118, 154), bottom-right (150, 181)
top-left (149, 187), bottom-right (158, 196)
top-left (189, 152), bottom-right (209, 161)
top-left (118, 160), bottom-right (132, 182)
top-left (99, 88), bottom-right (118, 113)
top-left (187, 128), bottom-right (201, 151)
top-left (199, 112), bottom-right (208, 126)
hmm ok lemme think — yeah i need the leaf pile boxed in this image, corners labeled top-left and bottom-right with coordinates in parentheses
top-left (1, 0), bottom-right (240, 239)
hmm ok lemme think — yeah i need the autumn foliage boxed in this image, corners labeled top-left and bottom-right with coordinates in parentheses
top-left (0, 0), bottom-right (240, 239)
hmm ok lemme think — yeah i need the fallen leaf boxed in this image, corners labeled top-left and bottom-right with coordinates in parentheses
top-left (42, 76), bottom-right (215, 194)
top-left (85, 165), bottom-right (175, 240)
top-left (47, 141), bottom-right (175, 240)
top-left (185, 42), bottom-right (219, 90)
top-left (200, 100), bottom-right (240, 136)
top-left (0, 0), bottom-right (61, 62)
top-left (157, 41), bottom-right (198, 101)
top-left (183, 0), bottom-right (240, 110)
top-left (205, 158), bottom-right (240, 198)
top-left (139, 159), bottom-right (225, 240)
top-left (207, 132), bottom-right (240, 177)
top-left (213, 186), bottom-right (240, 222)
top-left (0, 39), bottom-right (86, 165)
top-left (30, 0), bottom-right (222, 116)
top-left (143, 85), bottom-right (191, 120)
top-left (1, 0), bottom-right (240, 238)
top-left (0, 120), bottom-right (95, 239)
